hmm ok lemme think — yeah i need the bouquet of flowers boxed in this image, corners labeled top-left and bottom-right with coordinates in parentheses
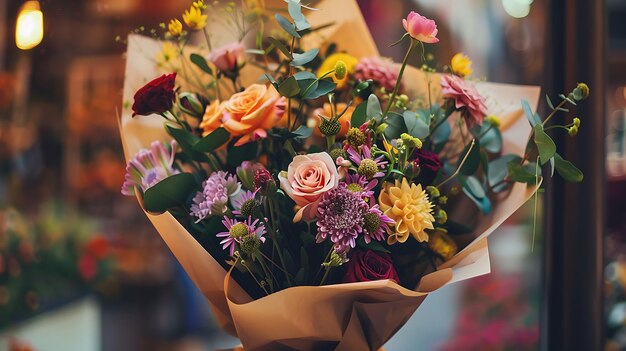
top-left (118, 1), bottom-right (587, 349)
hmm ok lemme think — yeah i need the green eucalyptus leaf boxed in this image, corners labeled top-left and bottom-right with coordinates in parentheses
top-left (166, 125), bottom-right (209, 162)
top-left (533, 124), bottom-right (556, 165)
top-left (546, 94), bottom-right (555, 110)
top-left (522, 99), bottom-right (542, 127)
top-left (143, 173), bottom-right (197, 213)
top-left (351, 101), bottom-right (368, 127)
top-left (291, 48), bottom-right (319, 67)
top-left (383, 112), bottom-right (406, 140)
top-left (458, 140), bottom-right (481, 175)
top-left (278, 76), bottom-right (300, 97)
top-left (305, 79), bottom-right (335, 99)
top-left (403, 111), bottom-right (430, 139)
top-left (460, 175), bottom-right (491, 214)
top-left (275, 14), bottom-right (301, 38)
top-left (293, 125), bottom-right (313, 139)
top-left (193, 127), bottom-right (230, 152)
top-left (431, 118), bottom-right (451, 146)
top-left (190, 53), bottom-right (213, 75)
top-left (508, 161), bottom-right (540, 184)
top-left (488, 154), bottom-right (521, 189)
top-left (287, 1), bottom-right (311, 30)
top-left (294, 71), bottom-right (317, 80)
top-left (267, 37), bottom-right (292, 59)
top-left (366, 94), bottom-right (382, 121)
top-left (554, 153), bottom-right (583, 182)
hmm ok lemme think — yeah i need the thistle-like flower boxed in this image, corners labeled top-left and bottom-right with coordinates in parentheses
top-left (347, 145), bottom-right (388, 179)
top-left (216, 216), bottom-right (266, 257)
top-left (121, 140), bottom-right (179, 196)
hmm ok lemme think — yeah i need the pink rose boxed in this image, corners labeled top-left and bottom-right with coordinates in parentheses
top-left (208, 42), bottom-right (246, 74)
top-left (279, 152), bottom-right (339, 222)
top-left (402, 11), bottom-right (439, 43)
top-left (440, 74), bottom-right (488, 127)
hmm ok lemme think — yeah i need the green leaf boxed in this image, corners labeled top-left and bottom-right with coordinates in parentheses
top-left (278, 76), bottom-right (300, 97)
top-left (403, 111), bottom-right (430, 139)
top-left (193, 127), bottom-right (230, 152)
top-left (227, 142), bottom-right (258, 167)
top-left (293, 71), bottom-right (317, 80)
top-left (383, 112), bottom-right (406, 140)
top-left (554, 153), bottom-right (583, 182)
top-left (546, 94), bottom-right (554, 110)
top-left (351, 101), bottom-right (368, 127)
top-left (293, 125), bottom-right (312, 139)
top-left (190, 53), bottom-right (213, 75)
top-left (458, 140), bottom-right (481, 175)
top-left (472, 123), bottom-right (502, 154)
top-left (305, 79), bottom-right (335, 99)
top-left (287, 1), bottom-right (311, 30)
top-left (166, 125), bottom-right (209, 162)
top-left (559, 93), bottom-right (577, 105)
top-left (291, 48), bottom-right (319, 66)
top-left (275, 14), bottom-right (301, 38)
top-left (431, 117), bottom-right (451, 146)
top-left (267, 37), bottom-right (292, 59)
top-left (533, 124), bottom-right (556, 165)
top-left (366, 94), bottom-right (382, 121)
top-left (356, 236), bottom-right (390, 253)
top-left (522, 99), bottom-right (542, 127)
top-left (143, 173), bottom-right (197, 213)
top-left (488, 154), bottom-right (521, 189)
top-left (460, 175), bottom-right (491, 214)
top-left (508, 161), bottom-right (540, 184)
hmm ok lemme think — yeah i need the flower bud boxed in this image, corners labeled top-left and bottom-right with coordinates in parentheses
top-left (573, 117), bottom-right (581, 128)
top-left (328, 148), bottom-right (347, 162)
top-left (376, 123), bottom-right (388, 135)
top-left (486, 115), bottom-right (501, 127)
top-left (254, 168), bottom-right (277, 195)
top-left (572, 83), bottom-right (590, 101)
top-left (426, 185), bottom-right (440, 198)
top-left (319, 118), bottom-right (341, 136)
top-left (334, 60), bottom-right (347, 80)
top-left (568, 125), bottom-right (579, 137)
top-left (400, 133), bottom-right (422, 149)
top-left (168, 19), bottom-right (183, 37)
top-left (236, 161), bottom-right (264, 190)
top-left (178, 92), bottom-right (206, 118)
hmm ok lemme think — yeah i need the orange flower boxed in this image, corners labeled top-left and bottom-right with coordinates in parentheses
top-left (223, 84), bottom-right (286, 145)
top-left (309, 103), bottom-right (354, 137)
top-left (200, 100), bottom-right (225, 137)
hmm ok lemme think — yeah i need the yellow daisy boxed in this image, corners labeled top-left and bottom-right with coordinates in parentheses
top-left (183, 6), bottom-right (207, 31)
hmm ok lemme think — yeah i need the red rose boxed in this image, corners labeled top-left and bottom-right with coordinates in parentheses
top-left (413, 148), bottom-right (443, 185)
top-left (343, 250), bottom-right (400, 284)
top-left (131, 73), bottom-right (177, 117)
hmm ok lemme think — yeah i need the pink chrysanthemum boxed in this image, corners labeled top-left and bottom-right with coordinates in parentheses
top-left (216, 216), bottom-right (266, 257)
top-left (121, 140), bottom-right (179, 196)
top-left (231, 189), bottom-right (260, 216)
top-left (345, 174), bottom-right (378, 201)
top-left (190, 171), bottom-right (241, 222)
top-left (347, 145), bottom-right (388, 179)
top-left (316, 184), bottom-right (369, 253)
top-left (440, 74), bottom-right (488, 127)
top-left (354, 56), bottom-right (401, 91)
top-left (362, 204), bottom-right (395, 243)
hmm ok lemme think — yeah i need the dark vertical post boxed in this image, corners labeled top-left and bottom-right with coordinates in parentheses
top-left (542, 0), bottom-right (606, 350)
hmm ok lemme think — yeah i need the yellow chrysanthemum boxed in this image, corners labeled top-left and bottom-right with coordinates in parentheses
top-left (155, 42), bottom-right (179, 68)
top-left (183, 6), bottom-right (207, 31)
top-left (378, 178), bottom-right (435, 244)
top-left (451, 53), bottom-right (473, 78)
top-left (168, 19), bottom-right (183, 37)
top-left (317, 53), bottom-right (358, 89)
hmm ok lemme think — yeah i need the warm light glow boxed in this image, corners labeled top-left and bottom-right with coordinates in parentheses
top-left (15, 1), bottom-right (44, 50)
top-left (502, 0), bottom-right (533, 19)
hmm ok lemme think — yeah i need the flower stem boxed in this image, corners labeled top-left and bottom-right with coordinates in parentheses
top-left (436, 139), bottom-right (476, 189)
top-left (319, 266), bottom-right (332, 286)
top-left (267, 198), bottom-right (293, 286)
top-left (382, 39), bottom-right (416, 121)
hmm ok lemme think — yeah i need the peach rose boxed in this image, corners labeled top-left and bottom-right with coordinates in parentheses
top-left (223, 84), bottom-right (286, 146)
top-left (279, 152), bottom-right (339, 222)
top-left (309, 103), bottom-right (354, 137)
top-left (199, 100), bottom-right (225, 137)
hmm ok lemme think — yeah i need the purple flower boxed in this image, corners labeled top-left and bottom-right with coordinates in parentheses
top-left (231, 189), bottom-right (259, 216)
top-left (344, 174), bottom-right (378, 201)
top-left (121, 140), bottom-right (179, 196)
top-left (190, 171), bottom-right (241, 222)
top-left (316, 184), bottom-right (369, 253)
top-left (347, 145), bottom-right (388, 179)
top-left (362, 204), bottom-right (394, 243)
top-left (412, 148), bottom-right (443, 185)
top-left (216, 216), bottom-right (266, 257)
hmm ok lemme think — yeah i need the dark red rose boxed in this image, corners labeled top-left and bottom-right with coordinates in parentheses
top-left (254, 168), bottom-right (273, 189)
top-left (131, 73), bottom-right (177, 117)
top-left (343, 250), bottom-right (400, 284)
top-left (413, 148), bottom-right (443, 185)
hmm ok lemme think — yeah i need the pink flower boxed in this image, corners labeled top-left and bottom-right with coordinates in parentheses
top-left (402, 11), bottom-right (439, 44)
top-left (278, 152), bottom-right (339, 222)
top-left (208, 42), bottom-right (246, 74)
top-left (440, 74), bottom-right (488, 127)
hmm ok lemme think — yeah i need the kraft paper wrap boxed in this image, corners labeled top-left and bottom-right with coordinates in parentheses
top-left (118, 1), bottom-right (541, 349)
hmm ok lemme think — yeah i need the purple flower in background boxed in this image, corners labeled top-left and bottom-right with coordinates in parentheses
top-left (216, 216), bottom-right (266, 256)
top-left (121, 140), bottom-right (179, 196)
top-left (190, 171), bottom-right (241, 222)
top-left (316, 183), bottom-right (368, 253)
top-left (362, 204), bottom-right (394, 243)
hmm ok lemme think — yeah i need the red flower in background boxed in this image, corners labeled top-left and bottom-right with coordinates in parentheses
top-left (86, 236), bottom-right (109, 259)
top-left (131, 73), bottom-right (176, 117)
top-left (78, 254), bottom-right (97, 281)
top-left (413, 148), bottom-right (443, 185)
top-left (343, 250), bottom-right (400, 284)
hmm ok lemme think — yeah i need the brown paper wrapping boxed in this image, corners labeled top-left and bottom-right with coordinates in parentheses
top-left (118, 1), bottom-right (542, 349)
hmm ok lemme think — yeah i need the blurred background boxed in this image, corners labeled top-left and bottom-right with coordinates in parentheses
top-left (0, 0), bottom-right (621, 350)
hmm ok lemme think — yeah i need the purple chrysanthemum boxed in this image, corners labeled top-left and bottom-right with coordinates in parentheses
top-left (231, 189), bottom-right (260, 216)
top-left (316, 184), bottom-right (369, 253)
top-left (190, 171), bottom-right (241, 222)
top-left (344, 174), bottom-right (378, 200)
top-left (121, 140), bottom-right (179, 196)
top-left (216, 216), bottom-right (266, 257)
top-left (347, 145), bottom-right (388, 179)
top-left (362, 204), bottom-right (395, 243)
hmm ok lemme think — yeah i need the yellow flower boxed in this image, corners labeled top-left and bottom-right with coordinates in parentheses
top-left (485, 115), bottom-right (501, 127)
top-left (427, 230), bottom-right (458, 261)
top-left (451, 53), bottom-right (473, 78)
top-left (383, 138), bottom-right (398, 155)
top-left (183, 6), bottom-right (207, 31)
top-left (155, 42), bottom-right (179, 68)
top-left (168, 19), bottom-right (183, 37)
top-left (378, 178), bottom-right (434, 244)
top-left (317, 53), bottom-right (358, 89)
top-left (192, 0), bottom-right (207, 10)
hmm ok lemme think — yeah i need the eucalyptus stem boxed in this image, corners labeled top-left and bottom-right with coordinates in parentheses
top-left (382, 39), bottom-right (416, 120)
top-left (437, 139), bottom-right (476, 189)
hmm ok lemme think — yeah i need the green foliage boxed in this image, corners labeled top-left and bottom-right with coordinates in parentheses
top-left (522, 99), bottom-right (541, 127)
top-left (166, 125), bottom-right (210, 162)
top-left (194, 127), bottom-right (230, 152)
top-left (278, 76), bottom-right (300, 97)
top-left (403, 111), bottom-right (430, 139)
top-left (554, 153), bottom-right (584, 182)
top-left (291, 49), bottom-right (319, 67)
top-left (533, 124), bottom-right (556, 165)
top-left (351, 101), bottom-right (368, 127)
top-left (275, 14), bottom-right (301, 38)
top-left (357, 237), bottom-right (390, 253)
top-left (366, 94), bottom-right (383, 121)
top-left (507, 161), bottom-right (541, 184)
top-left (458, 140), bottom-right (481, 175)
top-left (190, 53), bottom-right (213, 75)
top-left (143, 173), bottom-right (198, 212)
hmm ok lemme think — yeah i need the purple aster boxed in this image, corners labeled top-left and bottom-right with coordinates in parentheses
top-left (121, 140), bottom-right (179, 196)
top-left (362, 204), bottom-right (395, 243)
top-left (316, 183), bottom-right (369, 253)
top-left (190, 171), bottom-right (241, 222)
top-left (231, 189), bottom-right (260, 216)
top-left (347, 145), bottom-right (388, 179)
top-left (344, 174), bottom-right (378, 201)
top-left (216, 216), bottom-right (266, 257)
